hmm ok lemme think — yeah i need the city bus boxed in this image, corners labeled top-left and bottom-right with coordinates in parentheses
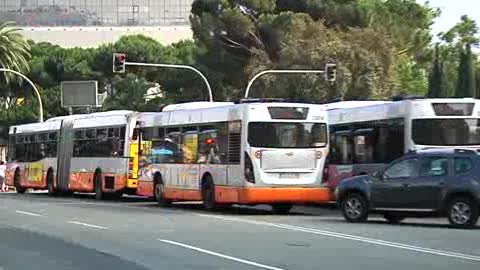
top-left (324, 98), bottom-right (480, 189)
top-left (136, 101), bottom-right (330, 213)
top-left (5, 110), bottom-right (144, 199)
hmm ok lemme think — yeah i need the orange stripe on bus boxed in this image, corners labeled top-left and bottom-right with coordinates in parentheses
top-left (137, 181), bottom-right (333, 204)
top-left (137, 180), bottom-right (154, 197)
top-left (70, 172), bottom-right (94, 192)
top-left (215, 186), bottom-right (333, 204)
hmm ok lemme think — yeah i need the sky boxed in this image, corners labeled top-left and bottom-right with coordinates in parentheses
top-left (424, 0), bottom-right (480, 36)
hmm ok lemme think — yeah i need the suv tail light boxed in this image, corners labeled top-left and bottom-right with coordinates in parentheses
top-left (245, 152), bottom-right (255, 183)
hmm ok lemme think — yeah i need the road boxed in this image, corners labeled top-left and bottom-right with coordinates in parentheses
top-left (0, 192), bottom-right (479, 270)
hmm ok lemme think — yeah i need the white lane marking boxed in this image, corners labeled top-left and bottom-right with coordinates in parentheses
top-left (67, 221), bottom-right (108, 230)
top-left (15, 210), bottom-right (44, 217)
top-left (198, 214), bottom-right (480, 262)
top-left (159, 239), bottom-right (287, 270)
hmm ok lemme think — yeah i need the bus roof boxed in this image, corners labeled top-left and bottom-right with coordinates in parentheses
top-left (162, 102), bottom-right (235, 112)
top-left (142, 102), bottom-right (327, 127)
top-left (10, 121), bottom-right (62, 134)
top-left (10, 110), bottom-right (135, 135)
top-left (327, 98), bottom-right (480, 125)
top-left (46, 110), bottom-right (134, 122)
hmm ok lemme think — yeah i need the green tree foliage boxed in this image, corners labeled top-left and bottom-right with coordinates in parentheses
top-left (0, 22), bottom-right (31, 83)
top-left (455, 45), bottom-right (476, 98)
top-left (476, 61), bottom-right (480, 98)
top-left (190, 0), bottom-right (438, 100)
top-left (428, 44), bottom-right (447, 97)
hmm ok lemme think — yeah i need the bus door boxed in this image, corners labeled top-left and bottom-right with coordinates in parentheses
top-left (57, 118), bottom-right (75, 191)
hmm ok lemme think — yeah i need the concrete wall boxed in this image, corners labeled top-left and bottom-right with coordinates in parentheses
top-left (20, 26), bottom-right (193, 47)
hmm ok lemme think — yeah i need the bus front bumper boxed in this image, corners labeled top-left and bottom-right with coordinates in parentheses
top-left (215, 186), bottom-right (334, 205)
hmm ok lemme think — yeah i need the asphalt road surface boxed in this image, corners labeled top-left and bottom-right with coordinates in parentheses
top-left (1, 192), bottom-right (479, 270)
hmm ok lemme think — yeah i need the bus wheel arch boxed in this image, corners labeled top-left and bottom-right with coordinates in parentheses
top-left (14, 168), bottom-right (26, 194)
top-left (154, 172), bottom-right (170, 206)
top-left (201, 173), bottom-right (216, 210)
top-left (94, 168), bottom-right (104, 200)
top-left (47, 168), bottom-right (56, 196)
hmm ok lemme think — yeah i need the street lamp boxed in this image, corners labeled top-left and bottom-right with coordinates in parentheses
top-left (0, 68), bottom-right (44, 122)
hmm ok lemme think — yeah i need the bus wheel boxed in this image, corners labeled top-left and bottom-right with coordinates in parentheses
top-left (272, 204), bottom-right (293, 215)
top-left (47, 171), bottom-right (57, 197)
top-left (201, 176), bottom-right (216, 210)
top-left (14, 170), bottom-right (26, 194)
top-left (154, 180), bottom-right (171, 207)
top-left (94, 172), bottom-right (104, 200)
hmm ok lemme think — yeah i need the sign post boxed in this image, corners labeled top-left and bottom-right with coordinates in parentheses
top-left (112, 54), bottom-right (214, 102)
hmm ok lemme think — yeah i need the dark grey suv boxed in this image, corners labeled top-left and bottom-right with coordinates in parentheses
top-left (336, 149), bottom-right (480, 228)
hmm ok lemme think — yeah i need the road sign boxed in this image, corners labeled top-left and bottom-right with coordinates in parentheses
top-left (61, 80), bottom-right (99, 108)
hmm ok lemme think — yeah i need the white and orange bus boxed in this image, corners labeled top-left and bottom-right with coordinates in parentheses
top-left (325, 98), bottom-right (480, 189)
top-left (136, 101), bottom-right (331, 213)
top-left (5, 110), bottom-right (144, 199)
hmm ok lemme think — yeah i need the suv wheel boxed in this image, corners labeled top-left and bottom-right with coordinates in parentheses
top-left (341, 193), bottom-right (368, 223)
top-left (447, 197), bottom-right (479, 228)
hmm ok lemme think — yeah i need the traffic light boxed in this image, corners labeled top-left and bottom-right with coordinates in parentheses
top-left (325, 61), bottom-right (337, 82)
top-left (113, 53), bottom-right (126, 73)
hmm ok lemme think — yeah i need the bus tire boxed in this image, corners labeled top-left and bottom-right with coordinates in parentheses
top-left (14, 169), bottom-right (26, 194)
top-left (94, 172), bottom-right (104, 200)
top-left (47, 169), bottom-right (57, 197)
top-left (201, 175), bottom-right (216, 211)
top-left (272, 204), bottom-right (293, 215)
top-left (154, 176), bottom-right (171, 207)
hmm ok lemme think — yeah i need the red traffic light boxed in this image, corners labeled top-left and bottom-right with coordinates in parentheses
top-left (113, 53), bottom-right (126, 73)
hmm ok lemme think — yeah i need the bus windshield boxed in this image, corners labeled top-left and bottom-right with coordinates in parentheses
top-left (248, 122), bottom-right (327, 148)
top-left (412, 119), bottom-right (480, 146)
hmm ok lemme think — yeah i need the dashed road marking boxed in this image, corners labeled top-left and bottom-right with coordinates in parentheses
top-left (67, 221), bottom-right (108, 230)
top-left (15, 210), bottom-right (44, 217)
top-left (198, 214), bottom-right (480, 262)
top-left (158, 239), bottom-right (287, 270)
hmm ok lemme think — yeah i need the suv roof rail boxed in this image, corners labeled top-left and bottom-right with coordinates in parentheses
top-left (454, 148), bottom-right (479, 155)
top-left (407, 148), bottom-right (480, 155)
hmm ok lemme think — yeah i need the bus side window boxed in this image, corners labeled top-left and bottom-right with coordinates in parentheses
top-left (183, 131), bottom-right (199, 164)
top-left (353, 129), bottom-right (374, 164)
top-left (331, 131), bottom-right (353, 165)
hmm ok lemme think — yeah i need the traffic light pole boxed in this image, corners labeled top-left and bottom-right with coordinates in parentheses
top-left (244, 69), bottom-right (327, 99)
top-left (124, 62), bottom-right (214, 102)
top-left (0, 68), bottom-right (44, 122)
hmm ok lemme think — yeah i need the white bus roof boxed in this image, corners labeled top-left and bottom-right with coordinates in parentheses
top-left (46, 110), bottom-right (134, 122)
top-left (328, 98), bottom-right (480, 125)
top-left (142, 102), bottom-right (327, 127)
top-left (10, 110), bottom-right (135, 134)
top-left (10, 121), bottom-right (61, 134)
top-left (325, 101), bottom-right (392, 110)
top-left (162, 102), bottom-right (235, 112)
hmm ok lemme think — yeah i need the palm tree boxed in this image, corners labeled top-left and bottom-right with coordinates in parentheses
top-left (0, 21), bottom-right (31, 83)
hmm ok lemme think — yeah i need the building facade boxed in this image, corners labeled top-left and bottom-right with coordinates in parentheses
top-left (1, 1), bottom-right (194, 47)
top-left (1, 0), bottom-right (194, 26)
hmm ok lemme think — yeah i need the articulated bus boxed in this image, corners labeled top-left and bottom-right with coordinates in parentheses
top-left (136, 101), bottom-right (330, 213)
top-left (6, 110), bottom-right (144, 198)
top-left (324, 98), bottom-right (480, 189)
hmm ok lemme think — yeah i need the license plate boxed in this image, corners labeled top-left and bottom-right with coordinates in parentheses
top-left (279, 173), bottom-right (300, 179)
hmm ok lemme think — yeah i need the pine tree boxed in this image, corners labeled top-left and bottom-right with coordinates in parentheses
top-left (428, 44), bottom-right (446, 97)
top-left (455, 44), bottom-right (476, 98)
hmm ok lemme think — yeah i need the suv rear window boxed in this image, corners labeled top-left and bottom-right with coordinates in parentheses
top-left (454, 157), bottom-right (473, 174)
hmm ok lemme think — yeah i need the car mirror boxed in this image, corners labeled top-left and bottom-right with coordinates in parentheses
top-left (372, 171), bottom-right (383, 180)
